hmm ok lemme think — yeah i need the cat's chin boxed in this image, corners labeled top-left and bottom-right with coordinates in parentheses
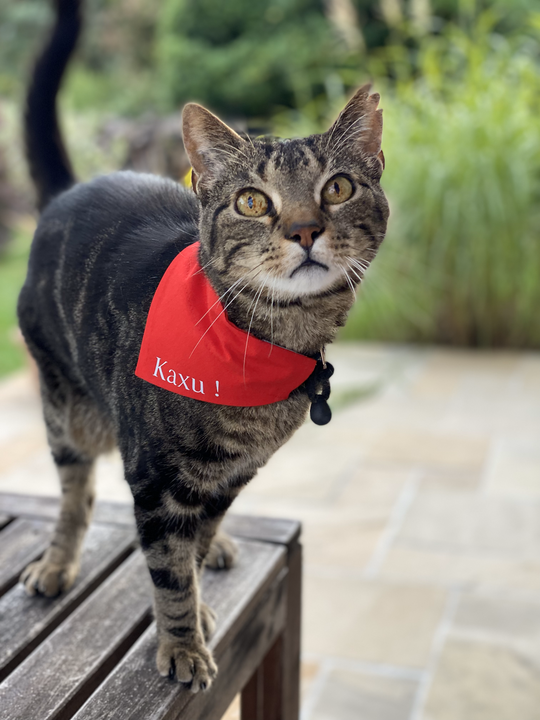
top-left (261, 265), bottom-right (346, 299)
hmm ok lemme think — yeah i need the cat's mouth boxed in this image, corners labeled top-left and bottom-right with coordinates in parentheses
top-left (290, 258), bottom-right (329, 278)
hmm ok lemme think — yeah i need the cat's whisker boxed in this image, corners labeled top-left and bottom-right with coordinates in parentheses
top-left (243, 283), bottom-right (266, 384)
top-left (194, 275), bottom-right (246, 326)
top-left (260, 273), bottom-right (278, 357)
top-left (269, 276), bottom-right (277, 357)
top-left (337, 262), bottom-right (357, 301)
top-left (345, 273), bottom-right (357, 300)
top-left (347, 258), bottom-right (367, 274)
top-left (346, 263), bottom-right (364, 283)
top-left (189, 256), bottom-right (217, 278)
top-left (350, 262), bottom-right (369, 278)
top-left (348, 263), bottom-right (365, 277)
top-left (189, 268), bottom-right (264, 358)
top-left (345, 267), bottom-right (358, 295)
top-left (346, 255), bottom-right (371, 274)
top-left (348, 259), bottom-right (362, 275)
top-left (348, 268), bottom-right (366, 283)
top-left (194, 262), bottom-right (264, 326)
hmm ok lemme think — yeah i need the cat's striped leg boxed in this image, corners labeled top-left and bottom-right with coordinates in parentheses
top-left (21, 456), bottom-right (96, 596)
top-left (134, 495), bottom-right (217, 692)
top-left (21, 378), bottom-right (108, 597)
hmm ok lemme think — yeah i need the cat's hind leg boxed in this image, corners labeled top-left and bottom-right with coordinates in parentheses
top-left (21, 371), bottom-right (114, 597)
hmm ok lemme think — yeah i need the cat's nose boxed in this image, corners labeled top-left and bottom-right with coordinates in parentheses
top-left (286, 222), bottom-right (324, 249)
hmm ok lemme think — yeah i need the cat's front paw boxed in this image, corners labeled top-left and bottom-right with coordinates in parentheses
top-left (157, 637), bottom-right (217, 692)
top-left (205, 532), bottom-right (238, 570)
top-left (20, 558), bottom-right (78, 597)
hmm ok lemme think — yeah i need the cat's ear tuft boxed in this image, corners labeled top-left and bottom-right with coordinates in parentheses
top-left (182, 103), bottom-right (245, 192)
top-left (327, 84), bottom-right (384, 172)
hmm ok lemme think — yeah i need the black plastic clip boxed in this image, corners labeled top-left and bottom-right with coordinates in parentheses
top-left (306, 350), bottom-right (334, 426)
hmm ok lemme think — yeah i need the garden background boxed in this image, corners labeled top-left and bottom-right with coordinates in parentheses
top-left (0, 0), bottom-right (539, 376)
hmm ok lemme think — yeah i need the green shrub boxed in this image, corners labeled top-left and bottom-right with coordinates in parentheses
top-left (155, 0), bottom-right (360, 119)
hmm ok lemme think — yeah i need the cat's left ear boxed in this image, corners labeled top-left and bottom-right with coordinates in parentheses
top-left (182, 103), bottom-right (245, 193)
top-left (327, 84), bottom-right (385, 173)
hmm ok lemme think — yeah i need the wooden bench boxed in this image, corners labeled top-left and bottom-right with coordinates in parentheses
top-left (0, 492), bottom-right (302, 720)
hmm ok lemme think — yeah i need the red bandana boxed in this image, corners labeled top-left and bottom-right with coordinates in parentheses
top-left (135, 242), bottom-right (316, 406)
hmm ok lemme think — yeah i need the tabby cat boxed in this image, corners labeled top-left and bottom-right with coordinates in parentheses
top-left (18, 0), bottom-right (389, 692)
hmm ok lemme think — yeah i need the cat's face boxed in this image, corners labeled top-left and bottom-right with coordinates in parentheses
top-left (182, 86), bottom-right (389, 302)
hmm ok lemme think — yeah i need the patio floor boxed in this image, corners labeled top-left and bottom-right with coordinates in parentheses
top-left (1, 342), bottom-right (540, 720)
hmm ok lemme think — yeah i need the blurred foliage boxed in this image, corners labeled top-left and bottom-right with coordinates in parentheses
top-left (156, 0), bottom-right (364, 118)
top-left (350, 19), bottom-right (540, 347)
top-left (0, 220), bottom-right (34, 376)
top-left (2, 0), bottom-right (540, 117)
top-left (0, 2), bottom-right (50, 97)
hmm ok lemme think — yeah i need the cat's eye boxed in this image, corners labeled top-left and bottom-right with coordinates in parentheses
top-left (236, 189), bottom-right (270, 217)
top-left (321, 175), bottom-right (354, 205)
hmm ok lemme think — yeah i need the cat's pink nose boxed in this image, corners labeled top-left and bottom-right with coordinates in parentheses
top-left (286, 222), bottom-right (324, 249)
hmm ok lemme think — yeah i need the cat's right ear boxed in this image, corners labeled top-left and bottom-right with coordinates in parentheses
top-left (326, 84), bottom-right (385, 173)
top-left (182, 103), bottom-right (245, 194)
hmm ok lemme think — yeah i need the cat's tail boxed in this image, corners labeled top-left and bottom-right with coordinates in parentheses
top-left (24, 0), bottom-right (82, 211)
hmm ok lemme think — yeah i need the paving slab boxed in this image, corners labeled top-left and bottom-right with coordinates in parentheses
top-left (310, 668), bottom-right (417, 720)
top-left (423, 639), bottom-right (540, 720)
top-left (396, 489), bottom-right (540, 556)
top-left (303, 573), bottom-right (447, 668)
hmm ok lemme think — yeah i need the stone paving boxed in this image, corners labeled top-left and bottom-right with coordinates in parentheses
top-left (1, 343), bottom-right (540, 720)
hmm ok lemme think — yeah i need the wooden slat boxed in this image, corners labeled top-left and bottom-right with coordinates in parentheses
top-left (0, 518), bottom-right (53, 596)
top-left (72, 540), bottom-right (287, 720)
top-left (0, 524), bottom-right (136, 682)
top-left (0, 492), bottom-right (135, 528)
top-left (0, 493), bottom-right (300, 547)
top-left (222, 515), bottom-right (300, 548)
top-left (0, 552), bottom-right (153, 720)
top-left (0, 493), bottom-right (60, 520)
top-left (0, 513), bottom-right (11, 530)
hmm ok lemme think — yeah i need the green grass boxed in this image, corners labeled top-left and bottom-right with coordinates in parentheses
top-left (0, 221), bottom-right (33, 377)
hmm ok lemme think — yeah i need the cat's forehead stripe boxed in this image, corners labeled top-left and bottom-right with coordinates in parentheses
top-left (252, 139), bottom-right (325, 182)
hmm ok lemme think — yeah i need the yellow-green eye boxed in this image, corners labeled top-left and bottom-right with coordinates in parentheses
top-left (322, 175), bottom-right (354, 205)
top-left (236, 189), bottom-right (270, 217)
